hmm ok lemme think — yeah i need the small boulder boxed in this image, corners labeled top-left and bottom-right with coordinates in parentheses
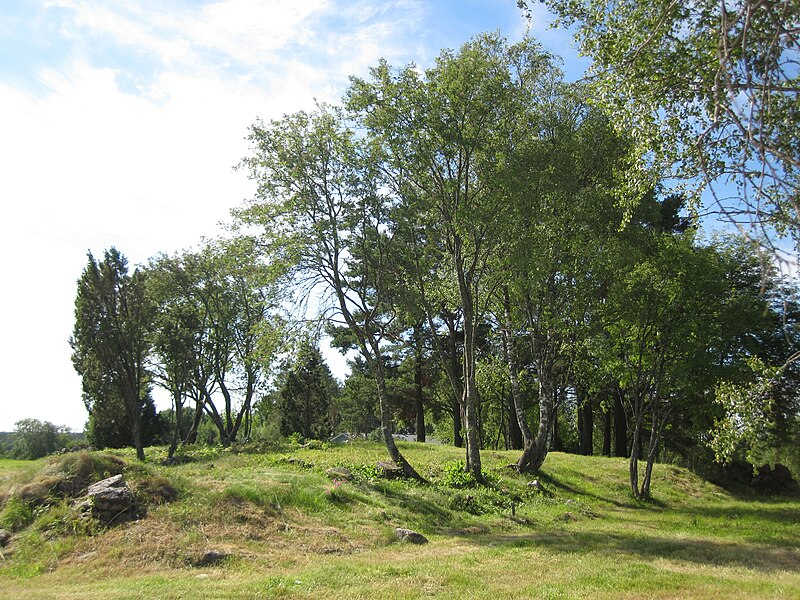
top-left (0, 529), bottom-right (10, 547)
top-left (325, 467), bottom-right (353, 481)
top-left (87, 474), bottom-right (138, 524)
top-left (527, 479), bottom-right (543, 492)
top-left (395, 528), bottom-right (429, 544)
top-left (376, 461), bottom-right (405, 479)
top-left (194, 550), bottom-right (228, 567)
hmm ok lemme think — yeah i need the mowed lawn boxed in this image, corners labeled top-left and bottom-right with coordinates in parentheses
top-left (0, 444), bottom-right (798, 599)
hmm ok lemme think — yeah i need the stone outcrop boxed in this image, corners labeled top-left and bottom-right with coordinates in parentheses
top-left (325, 467), bottom-right (353, 481)
top-left (86, 474), bottom-right (139, 524)
top-left (376, 462), bottom-right (405, 479)
top-left (395, 528), bottom-right (429, 544)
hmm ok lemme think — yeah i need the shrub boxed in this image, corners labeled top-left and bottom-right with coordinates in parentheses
top-left (0, 496), bottom-right (34, 531)
top-left (133, 476), bottom-right (178, 505)
top-left (440, 461), bottom-right (478, 488)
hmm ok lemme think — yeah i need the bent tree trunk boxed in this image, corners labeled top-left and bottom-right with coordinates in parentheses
top-left (640, 403), bottom-right (668, 498)
top-left (502, 287), bottom-right (554, 473)
top-left (516, 381), bottom-right (555, 473)
top-left (167, 391), bottom-right (183, 460)
top-left (370, 347), bottom-right (425, 482)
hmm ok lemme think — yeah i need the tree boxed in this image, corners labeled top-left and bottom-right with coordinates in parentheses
top-left (534, 0), bottom-right (800, 263)
top-left (149, 239), bottom-right (283, 448)
top-left (277, 340), bottom-right (339, 440)
top-left (11, 419), bottom-right (70, 460)
top-left (496, 88), bottom-right (632, 473)
top-left (235, 106), bottom-right (424, 481)
top-left (70, 248), bottom-right (154, 460)
top-left (347, 33), bottom-right (563, 482)
top-left (84, 387), bottom-right (161, 450)
top-left (147, 253), bottom-right (205, 459)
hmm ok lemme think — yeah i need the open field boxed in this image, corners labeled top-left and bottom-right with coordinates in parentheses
top-left (0, 443), bottom-right (798, 599)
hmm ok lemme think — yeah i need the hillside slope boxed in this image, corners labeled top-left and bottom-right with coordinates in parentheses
top-left (0, 443), bottom-right (798, 599)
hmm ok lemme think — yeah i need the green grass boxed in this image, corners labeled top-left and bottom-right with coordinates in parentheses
top-left (0, 443), bottom-right (797, 598)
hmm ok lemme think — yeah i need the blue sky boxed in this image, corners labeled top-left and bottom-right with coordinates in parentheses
top-left (0, 0), bottom-right (587, 431)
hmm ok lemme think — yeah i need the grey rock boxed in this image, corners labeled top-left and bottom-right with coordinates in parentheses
top-left (325, 467), bottom-right (353, 481)
top-left (395, 528), bottom-right (429, 544)
top-left (527, 479), bottom-right (543, 492)
top-left (376, 461), bottom-right (405, 479)
top-left (0, 529), bottom-right (10, 547)
top-left (195, 550), bottom-right (228, 567)
top-left (87, 474), bottom-right (138, 523)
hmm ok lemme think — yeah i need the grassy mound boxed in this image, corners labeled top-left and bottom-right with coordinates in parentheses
top-left (0, 443), bottom-right (797, 598)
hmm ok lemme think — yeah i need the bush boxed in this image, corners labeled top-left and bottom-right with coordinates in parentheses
top-left (0, 496), bottom-right (34, 531)
top-left (133, 476), bottom-right (178, 505)
top-left (440, 461), bottom-right (479, 488)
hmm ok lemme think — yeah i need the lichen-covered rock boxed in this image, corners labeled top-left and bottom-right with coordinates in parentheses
top-left (325, 467), bottom-right (353, 481)
top-left (376, 462), bottom-right (405, 479)
top-left (395, 528), bottom-right (429, 544)
top-left (87, 474), bottom-right (139, 524)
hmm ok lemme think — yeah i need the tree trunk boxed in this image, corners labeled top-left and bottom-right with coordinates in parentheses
top-left (613, 387), bottom-right (628, 457)
top-left (185, 396), bottom-right (204, 444)
top-left (628, 392), bottom-right (645, 499)
top-left (452, 397), bottom-right (464, 447)
top-left (371, 347), bottom-right (425, 482)
top-left (502, 286), bottom-right (531, 453)
top-left (129, 400), bottom-right (145, 461)
top-left (415, 396), bottom-right (426, 443)
top-left (578, 389), bottom-right (593, 456)
top-left (508, 392), bottom-right (523, 450)
top-left (203, 395), bottom-right (229, 446)
top-left (516, 380), bottom-right (555, 473)
top-left (551, 405), bottom-right (563, 452)
top-left (462, 374), bottom-right (484, 482)
top-left (602, 404), bottom-right (611, 456)
top-left (167, 391), bottom-right (183, 460)
top-left (413, 323), bottom-right (426, 442)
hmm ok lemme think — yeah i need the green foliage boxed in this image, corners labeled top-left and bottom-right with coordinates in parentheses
top-left (710, 357), bottom-right (783, 468)
top-left (10, 419), bottom-right (71, 460)
top-left (538, 0), bottom-right (800, 254)
top-left (85, 392), bottom-right (162, 450)
top-left (0, 495), bottom-right (34, 531)
top-left (70, 248), bottom-right (154, 460)
top-left (276, 339), bottom-right (339, 440)
top-left (440, 460), bottom-right (479, 488)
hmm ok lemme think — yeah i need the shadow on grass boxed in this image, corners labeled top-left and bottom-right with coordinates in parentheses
top-left (533, 471), bottom-right (655, 509)
top-left (463, 529), bottom-right (800, 573)
top-left (661, 503), bottom-right (800, 547)
top-left (359, 480), bottom-right (477, 531)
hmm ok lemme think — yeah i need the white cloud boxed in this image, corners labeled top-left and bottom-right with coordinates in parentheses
top-left (0, 0), bottom-right (544, 431)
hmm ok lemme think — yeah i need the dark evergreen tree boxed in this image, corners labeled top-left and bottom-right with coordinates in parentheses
top-left (278, 341), bottom-right (339, 440)
top-left (70, 248), bottom-right (154, 460)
